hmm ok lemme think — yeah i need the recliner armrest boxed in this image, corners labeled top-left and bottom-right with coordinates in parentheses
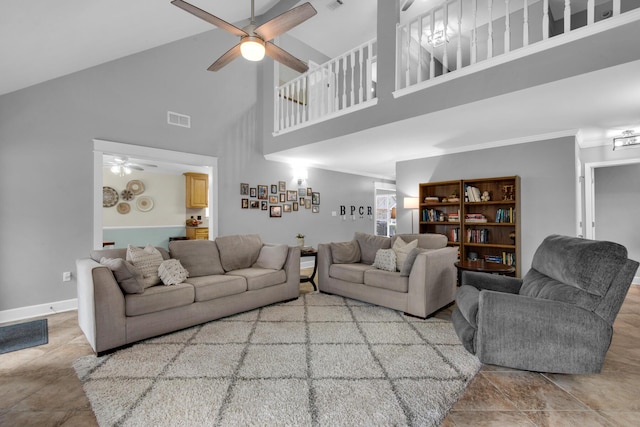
top-left (461, 270), bottom-right (522, 294)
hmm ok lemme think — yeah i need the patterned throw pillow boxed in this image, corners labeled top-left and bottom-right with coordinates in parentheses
top-left (158, 259), bottom-right (189, 285)
top-left (373, 249), bottom-right (397, 272)
top-left (392, 237), bottom-right (419, 272)
top-left (126, 244), bottom-right (163, 287)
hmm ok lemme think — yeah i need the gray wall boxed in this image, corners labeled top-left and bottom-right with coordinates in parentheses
top-left (396, 137), bottom-right (578, 275)
top-left (594, 163), bottom-right (640, 262)
top-left (0, 29), bottom-right (376, 313)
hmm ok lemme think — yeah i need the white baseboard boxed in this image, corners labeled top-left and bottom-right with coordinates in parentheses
top-left (0, 298), bottom-right (78, 324)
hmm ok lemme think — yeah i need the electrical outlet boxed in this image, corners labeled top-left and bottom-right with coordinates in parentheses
top-left (62, 271), bottom-right (71, 282)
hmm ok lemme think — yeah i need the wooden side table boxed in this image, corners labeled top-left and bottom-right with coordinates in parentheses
top-left (300, 248), bottom-right (318, 291)
top-left (454, 259), bottom-right (515, 285)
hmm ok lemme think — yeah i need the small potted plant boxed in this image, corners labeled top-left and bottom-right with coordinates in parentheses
top-left (296, 233), bottom-right (305, 247)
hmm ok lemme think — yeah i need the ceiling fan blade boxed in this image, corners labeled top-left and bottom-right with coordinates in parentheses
top-left (127, 165), bottom-right (144, 171)
top-left (401, 0), bottom-right (415, 12)
top-left (208, 43), bottom-right (242, 71)
top-left (254, 2), bottom-right (317, 42)
top-left (171, 0), bottom-right (248, 37)
top-left (265, 42), bottom-right (309, 73)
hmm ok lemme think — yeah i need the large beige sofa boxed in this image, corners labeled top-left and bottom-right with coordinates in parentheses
top-left (76, 235), bottom-right (300, 355)
top-left (318, 233), bottom-right (458, 318)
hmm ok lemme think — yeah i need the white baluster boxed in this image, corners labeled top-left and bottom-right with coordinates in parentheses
top-left (350, 51), bottom-right (355, 107)
top-left (301, 76), bottom-right (307, 123)
top-left (274, 86), bottom-right (280, 132)
top-left (284, 85), bottom-right (289, 129)
top-left (406, 22), bottom-right (412, 87)
top-left (296, 78), bottom-right (301, 124)
top-left (543, 0), bottom-right (549, 39)
top-left (320, 64), bottom-right (326, 116)
top-left (523, 0), bottom-right (529, 46)
top-left (613, 0), bottom-right (620, 16)
top-left (417, 16), bottom-right (423, 83)
top-left (366, 42), bottom-right (373, 100)
top-left (457, 0), bottom-right (463, 70)
top-left (358, 46), bottom-right (364, 104)
top-left (488, 0), bottom-right (494, 59)
top-left (342, 57), bottom-right (347, 110)
top-left (504, 0), bottom-right (511, 53)
top-left (333, 61), bottom-right (339, 112)
top-left (564, 0), bottom-right (571, 34)
top-left (430, 11), bottom-right (436, 79)
top-left (443, 2), bottom-right (449, 73)
top-left (587, 0), bottom-right (594, 24)
top-left (471, 0), bottom-right (478, 64)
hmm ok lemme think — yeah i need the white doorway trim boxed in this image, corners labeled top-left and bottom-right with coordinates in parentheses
top-left (93, 139), bottom-right (219, 250)
top-left (584, 157), bottom-right (640, 240)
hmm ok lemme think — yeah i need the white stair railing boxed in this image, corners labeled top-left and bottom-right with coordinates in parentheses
top-left (274, 39), bottom-right (377, 134)
top-left (396, 0), bottom-right (639, 92)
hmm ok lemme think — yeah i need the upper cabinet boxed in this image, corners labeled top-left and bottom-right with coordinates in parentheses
top-left (184, 173), bottom-right (208, 208)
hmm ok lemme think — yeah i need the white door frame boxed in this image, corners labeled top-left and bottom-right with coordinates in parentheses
top-left (93, 139), bottom-right (218, 250)
top-left (584, 157), bottom-right (640, 240)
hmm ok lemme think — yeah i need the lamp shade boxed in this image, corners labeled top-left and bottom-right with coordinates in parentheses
top-left (240, 37), bottom-right (266, 62)
top-left (403, 197), bottom-right (419, 209)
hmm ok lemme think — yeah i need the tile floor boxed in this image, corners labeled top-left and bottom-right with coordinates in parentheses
top-left (0, 284), bottom-right (638, 427)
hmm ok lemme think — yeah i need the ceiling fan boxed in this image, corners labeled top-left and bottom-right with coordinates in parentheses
top-left (171, 0), bottom-right (317, 73)
top-left (105, 156), bottom-right (157, 176)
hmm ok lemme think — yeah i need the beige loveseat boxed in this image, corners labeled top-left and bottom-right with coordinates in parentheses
top-left (76, 234), bottom-right (300, 355)
top-left (318, 233), bottom-right (458, 318)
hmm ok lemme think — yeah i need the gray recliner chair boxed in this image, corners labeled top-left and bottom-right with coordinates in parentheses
top-left (452, 234), bottom-right (639, 374)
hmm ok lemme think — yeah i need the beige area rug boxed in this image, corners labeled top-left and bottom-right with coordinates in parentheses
top-left (73, 292), bottom-right (481, 426)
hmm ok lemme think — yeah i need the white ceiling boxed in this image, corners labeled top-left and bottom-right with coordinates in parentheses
top-left (2, 0), bottom-right (638, 180)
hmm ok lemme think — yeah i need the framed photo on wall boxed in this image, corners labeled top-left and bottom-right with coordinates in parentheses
top-left (261, 201), bottom-right (268, 210)
top-left (312, 192), bottom-right (320, 205)
top-left (258, 185), bottom-right (268, 200)
top-left (241, 198), bottom-right (248, 209)
top-left (306, 188), bottom-right (312, 196)
top-left (269, 195), bottom-right (278, 203)
top-left (287, 190), bottom-right (297, 201)
top-left (271, 184), bottom-right (278, 194)
top-left (280, 193), bottom-right (285, 202)
top-left (312, 205), bottom-right (319, 213)
top-left (270, 205), bottom-right (282, 217)
top-left (298, 188), bottom-right (306, 197)
top-left (240, 183), bottom-right (249, 195)
top-left (293, 202), bottom-right (299, 211)
top-left (279, 181), bottom-right (286, 192)
top-left (250, 188), bottom-right (257, 198)
top-left (305, 199), bottom-right (311, 209)
top-left (283, 204), bottom-right (292, 213)
top-left (250, 200), bottom-right (259, 209)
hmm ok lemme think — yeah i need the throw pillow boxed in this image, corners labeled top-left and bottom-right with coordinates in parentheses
top-left (100, 257), bottom-right (145, 294)
top-left (373, 249), bottom-right (397, 272)
top-left (354, 232), bottom-right (391, 264)
top-left (215, 234), bottom-right (263, 271)
top-left (126, 244), bottom-right (163, 287)
top-left (253, 244), bottom-right (289, 270)
top-left (168, 240), bottom-right (225, 277)
top-left (158, 259), bottom-right (189, 286)
top-left (392, 237), bottom-right (418, 272)
top-left (331, 241), bottom-right (361, 264)
top-left (400, 248), bottom-right (427, 277)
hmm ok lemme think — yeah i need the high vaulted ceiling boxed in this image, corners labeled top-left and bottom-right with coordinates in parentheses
top-left (2, 1), bottom-right (639, 180)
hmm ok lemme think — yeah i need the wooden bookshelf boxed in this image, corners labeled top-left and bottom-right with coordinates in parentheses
top-left (419, 176), bottom-right (521, 277)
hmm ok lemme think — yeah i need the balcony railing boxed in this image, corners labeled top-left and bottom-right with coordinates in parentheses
top-left (274, 39), bottom-right (377, 134)
top-left (396, 0), bottom-right (640, 94)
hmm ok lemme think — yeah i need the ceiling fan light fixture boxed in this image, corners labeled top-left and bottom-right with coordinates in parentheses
top-left (240, 36), bottom-right (265, 62)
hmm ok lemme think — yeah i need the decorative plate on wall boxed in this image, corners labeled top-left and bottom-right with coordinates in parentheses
top-left (120, 189), bottom-right (134, 201)
top-left (136, 196), bottom-right (153, 212)
top-left (117, 202), bottom-right (130, 214)
top-left (127, 180), bottom-right (145, 195)
top-left (103, 187), bottom-right (118, 207)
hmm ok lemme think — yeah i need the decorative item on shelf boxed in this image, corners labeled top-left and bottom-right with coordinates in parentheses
top-left (296, 233), bottom-right (305, 247)
top-left (502, 185), bottom-right (515, 201)
top-left (186, 217), bottom-right (201, 226)
top-left (509, 231), bottom-right (516, 243)
top-left (136, 196), bottom-right (154, 212)
top-left (103, 187), bottom-right (118, 207)
top-left (424, 196), bottom-right (439, 203)
top-left (447, 194), bottom-right (460, 203)
top-left (480, 191), bottom-right (490, 202)
top-left (116, 202), bottom-right (130, 214)
top-left (120, 189), bottom-right (134, 201)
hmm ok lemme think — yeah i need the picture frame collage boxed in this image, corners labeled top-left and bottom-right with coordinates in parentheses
top-left (240, 181), bottom-right (320, 217)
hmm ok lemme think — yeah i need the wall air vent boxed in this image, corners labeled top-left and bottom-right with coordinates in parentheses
top-left (327, 0), bottom-right (343, 11)
top-left (167, 111), bottom-right (191, 128)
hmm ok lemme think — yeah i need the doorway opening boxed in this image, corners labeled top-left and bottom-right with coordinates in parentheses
top-left (375, 182), bottom-right (396, 237)
top-left (93, 139), bottom-right (218, 250)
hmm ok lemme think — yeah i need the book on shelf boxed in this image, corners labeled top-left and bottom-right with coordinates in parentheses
top-left (449, 227), bottom-right (460, 243)
top-left (466, 228), bottom-right (489, 243)
top-left (465, 185), bottom-right (481, 202)
top-left (465, 213), bottom-right (487, 223)
top-left (424, 196), bottom-right (440, 203)
top-left (495, 207), bottom-right (515, 223)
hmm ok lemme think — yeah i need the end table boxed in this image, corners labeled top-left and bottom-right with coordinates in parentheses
top-left (454, 259), bottom-right (515, 285)
top-left (300, 248), bottom-right (318, 291)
